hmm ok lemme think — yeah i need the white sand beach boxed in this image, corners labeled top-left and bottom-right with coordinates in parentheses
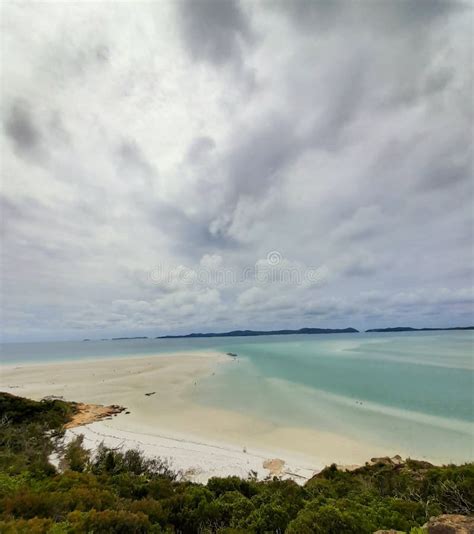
top-left (0, 351), bottom-right (388, 483)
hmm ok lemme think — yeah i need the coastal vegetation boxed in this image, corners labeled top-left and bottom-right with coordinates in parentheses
top-left (0, 392), bottom-right (472, 533)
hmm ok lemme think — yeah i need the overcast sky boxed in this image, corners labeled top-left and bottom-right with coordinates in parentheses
top-left (1, 0), bottom-right (473, 342)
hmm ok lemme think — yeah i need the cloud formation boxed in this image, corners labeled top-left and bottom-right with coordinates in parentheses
top-left (177, 0), bottom-right (254, 68)
top-left (1, 1), bottom-right (472, 341)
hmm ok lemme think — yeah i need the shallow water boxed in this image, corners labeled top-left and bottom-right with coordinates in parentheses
top-left (194, 331), bottom-right (474, 463)
top-left (1, 331), bottom-right (473, 463)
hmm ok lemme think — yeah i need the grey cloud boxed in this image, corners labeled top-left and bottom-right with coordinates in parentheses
top-left (0, 195), bottom-right (23, 227)
top-left (145, 197), bottom-right (239, 259)
top-left (48, 111), bottom-right (72, 146)
top-left (117, 138), bottom-right (237, 257)
top-left (279, 0), bottom-right (465, 32)
top-left (338, 255), bottom-right (378, 278)
top-left (424, 151), bottom-right (472, 191)
top-left (309, 52), bottom-right (370, 149)
top-left (226, 115), bottom-right (299, 198)
top-left (176, 0), bottom-right (253, 67)
top-left (95, 44), bottom-right (110, 64)
top-left (422, 66), bottom-right (454, 96)
top-left (1, 1), bottom-right (472, 341)
top-left (186, 136), bottom-right (216, 163)
top-left (117, 140), bottom-right (157, 187)
top-left (331, 206), bottom-right (387, 243)
top-left (159, 116), bottom-right (301, 251)
top-left (280, 0), bottom-right (468, 113)
top-left (377, 0), bottom-right (467, 30)
top-left (43, 22), bottom-right (112, 82)
top-left (276, 0), bottom-right (347, 30)
top-left (4, 101), bottom-right (41, 157)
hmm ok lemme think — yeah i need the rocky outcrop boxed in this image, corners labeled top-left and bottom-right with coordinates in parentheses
top-left (369, 455), bottom-right (404, 466)
top-left (263, 458), bottom-right (285, 476)
top-left (374, 515), bottom-right (474, 534)
top-left (423, 514), bottom-right (474, 533)
top-left (64, 402), bottom-right (125, 428)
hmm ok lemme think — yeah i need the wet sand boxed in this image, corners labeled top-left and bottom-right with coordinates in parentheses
top-left (0, 351), bottom-right (388, 482)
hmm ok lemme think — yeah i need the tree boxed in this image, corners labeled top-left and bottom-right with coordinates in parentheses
top-left (62, 435), bottom-right (89, 473)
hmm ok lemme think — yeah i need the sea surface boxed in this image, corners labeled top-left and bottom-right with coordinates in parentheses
top-left (1, 331), bottom-right (473, 463)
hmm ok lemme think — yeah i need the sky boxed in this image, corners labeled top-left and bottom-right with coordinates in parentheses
top-left (1, 0), bottom-right (473, 342)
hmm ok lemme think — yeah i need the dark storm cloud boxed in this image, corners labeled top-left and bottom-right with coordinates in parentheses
top-left (176, 0), bottom-right (253, 66)
top-left (4, 101), bottom-right (41, 157)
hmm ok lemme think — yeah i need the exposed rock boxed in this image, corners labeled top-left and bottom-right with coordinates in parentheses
top-left (183, 466), bottom-right (203, 480)
top-left (423, 514), bottom-right (474, 534)
top-left (391, 454), bottom-right (403, 465)
top-left (64, 403), bottom-right (125, 428)
top-left (369, 455), bottom-right (425, 467)
top-left (336, 463), bottom-right (361, 472)
top-left (263, 458), bottom-right (285, 476)
top-left (370, 456), bottom-right (397, 466)
top-left (406, 459), bottom-right (435, 469)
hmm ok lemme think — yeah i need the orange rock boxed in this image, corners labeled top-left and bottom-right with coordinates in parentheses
top-left (64, 402), bottom-right (125, 428)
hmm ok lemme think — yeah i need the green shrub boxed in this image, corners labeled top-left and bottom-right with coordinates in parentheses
top-left (62, 435), bottom-right (90, 473)
top-left (1, 392), bottom-right (473, 534)
top-left (68, 509), bottom-right (153, 533)
top-left (286, 503), bottom-right (370, 534)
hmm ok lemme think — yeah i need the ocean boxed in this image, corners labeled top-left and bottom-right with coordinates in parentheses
top-left (1, 330), bottom-right (473, 464)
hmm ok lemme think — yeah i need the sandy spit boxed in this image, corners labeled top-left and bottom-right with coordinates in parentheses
top-left (0, 351), bottom-right (384, 483)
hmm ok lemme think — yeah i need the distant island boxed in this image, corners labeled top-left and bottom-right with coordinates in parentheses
top-left (80, 327), bottom-right (474, 342)
top-left (157, 327), bottom-right (359, 339)
top-left (366, 326), bottom-right (474, 333)
top-left (111, 336), bottom-right (149, 341)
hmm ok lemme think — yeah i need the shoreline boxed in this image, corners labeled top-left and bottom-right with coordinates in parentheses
top-left (0, 350), bottom-right (327, 482)
top-left (62, 420), bottom-right (319, 483)
top-left (0, 349), bottom-right (456, 482)
top-left (0, 348), bottom-right (217, 370)
top-left (0, 351), bottom-right (324, 483)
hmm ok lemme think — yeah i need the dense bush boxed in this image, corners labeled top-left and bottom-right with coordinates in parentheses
top-left (0, 392), bottom-right (472, 533)
top-left (0, 392), bottom-right (76, 476)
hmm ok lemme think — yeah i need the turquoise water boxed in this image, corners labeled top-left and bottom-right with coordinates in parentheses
top-left (1, 331), bottom-right (473, 463)
top-left (191, 332), bottom-right (474, 463)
